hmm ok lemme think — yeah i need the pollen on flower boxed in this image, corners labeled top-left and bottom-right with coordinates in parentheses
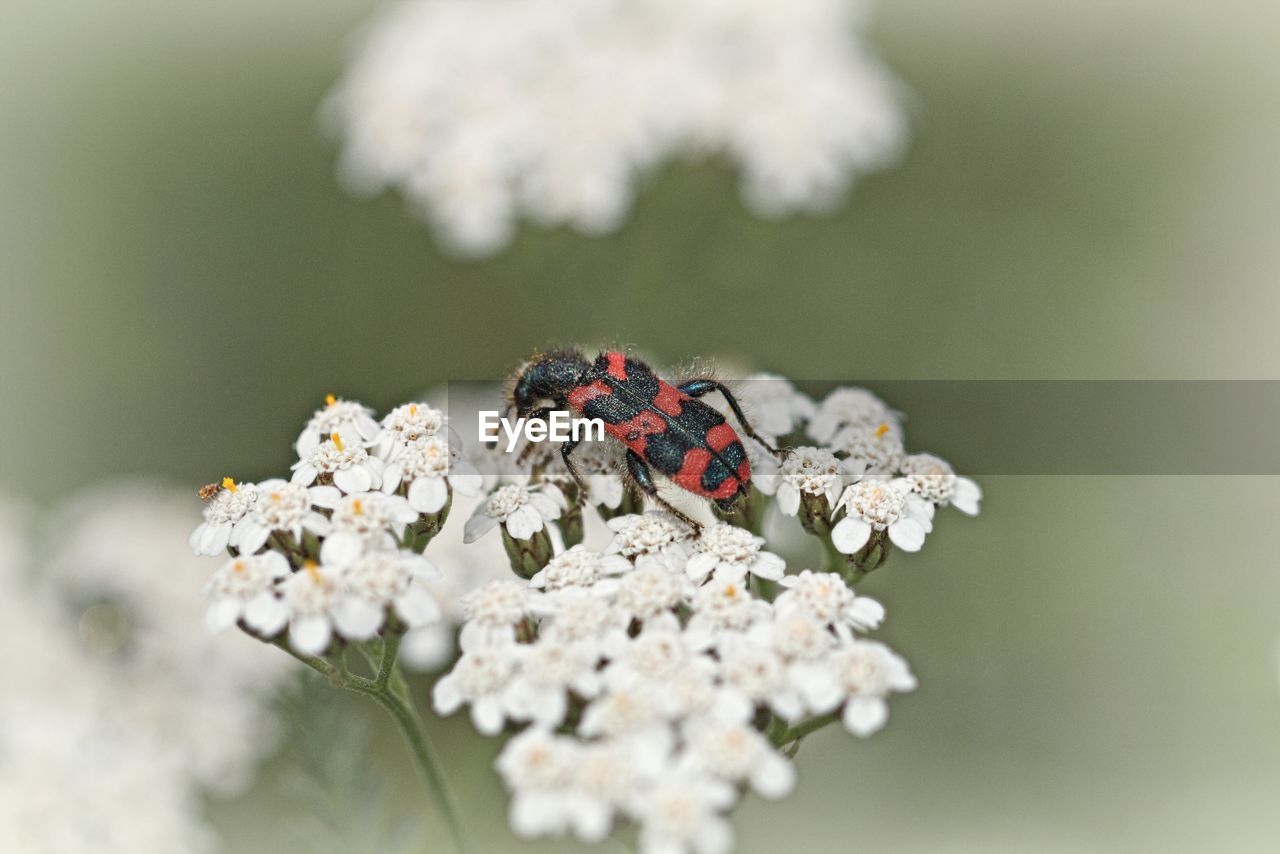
top-left (325, 394), bottom-right (337, 407)
top-left (875, 423), bottom-right (891, 438)
top-left (331, 432), bottom-right (344, 452)
top-left (222, 477), bottom-right (237, 492)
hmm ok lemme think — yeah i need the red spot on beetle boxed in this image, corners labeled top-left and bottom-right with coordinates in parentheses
top-left (652, 383), bottom-right (685, 416)
top-left (605, 351), bottom-right (628, 381)
top-left (705, 423), bottom-right (736, 452)
top-left (567, 380), bottom-right (611, 410)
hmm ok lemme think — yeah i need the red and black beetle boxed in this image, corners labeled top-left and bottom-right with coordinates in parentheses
top-left (509, 349), bottom-right (780, 526)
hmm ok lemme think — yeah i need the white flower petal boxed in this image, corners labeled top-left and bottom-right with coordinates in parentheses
top-left (830, 517), bottom-right (871, 554)
top-left (290, 616), bottom-right (333, 656)
top-left (843, 696), bottom-right (888, 737)
top-left (204, 598), bottom-right (242, 634)
top-left (244, 593), bottom-right (288, 636)
top-left (887, 518), bottom-right (926, 552)
top-left (395, 586), bottom-right (442, 627)
top-left (463, 512), bottom-right (497, 543)
top-left (408, 476), bottom-right (448, 514)
top-left (333, 597), bottom-right (384, 640)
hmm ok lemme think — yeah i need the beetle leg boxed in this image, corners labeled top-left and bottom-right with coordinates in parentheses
top-left (625, 449), bottom-right (701, 533)
top-left (559, 437), bottom-right (589, 509)
top-left (678, 378), bottom-right (783, 458)
top-left (514, 406), bottom-right (556, 465)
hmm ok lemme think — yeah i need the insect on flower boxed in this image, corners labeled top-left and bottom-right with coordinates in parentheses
top-left (509, 350), bottom-right (782, 527)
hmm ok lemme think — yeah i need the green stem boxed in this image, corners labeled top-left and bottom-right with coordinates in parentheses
top-left (267, 635), bottom-right (467, 853)
top-left (769, 711), bottom-right (842, 752)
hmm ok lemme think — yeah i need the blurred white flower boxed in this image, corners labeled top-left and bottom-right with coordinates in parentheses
top-left (774, 568), bottom-right (884, 638)
top-left (630, 769), bottom-right (736, 854)
top-left (807, 387), bottom-right (900, 445)
top-left (326, 0), bottom-right (907, 257)
top-left (794, 639), bottom-right (917, 737)
top-left (736, 373), bottom-right (816, 442)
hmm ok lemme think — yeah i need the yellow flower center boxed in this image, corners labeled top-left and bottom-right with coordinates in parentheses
top-left (331, 432), bottom-right (344, 452)
top-left (221, 477), bottom-right (237, 492)
top-left (875, 422), bottom-right (891, 438)
top-left (325, 394), bottom-right (337, 407)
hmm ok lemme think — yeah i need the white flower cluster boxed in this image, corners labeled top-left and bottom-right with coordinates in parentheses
top-left (0, 484), bottom-right (293, 853)
top-left (326, 0), bottom-right (907, 256)
top-left (193, 396), bottom-right (484, 657)
top-left (745, 381), bottom-right (983, 559)
top-left (436, 515), bottom-right (907, 851)
top-left (425, 379), bottom-right (979, 851)
top-left (189, 376), bottom-right (979, 852)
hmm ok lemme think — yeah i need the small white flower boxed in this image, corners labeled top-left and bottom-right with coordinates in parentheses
top-left (631, 770), bottom-right (736, 854)
top-left (296, 394), bottom-right (381, 458)
top-left (460, 579), bottom-right (532, 647)
top-left (899, 452), bottom-right (982, 516)
top-left (231, 479), bottom-right (337, 554)
top-left (565, 739), bottom-right (664, 843)
top-left (291, 432), bottom-right (386, 494)
top-left (189, 478), bottom-right (259, 556)
top-left (615, 563), bottom-right (688, 624)
top-left (464, 483), bottom-right (564, 542)
top-left (717, 638), bottom-right (805, 723)
top-left (579, 685), bottom-right (670, 742)
top-left (320, 492), bottom-right (417, 566)
top-left (529, 545), bottom-right (631, 597)
top-left (279, 562), bottom-right (344, 655)
top-left (376, 401), bottom-right (447, 458)
top-left (831, 478), bottom-right (933, 554)
top-left (683, 574), bottom-right (771, 651)
top-left (433, 645), bottom-right (520, 735)
top-left (333, 550), bottom-right (442, 640)
top-left (829, 421), bottom-right (905, 475)
top-left (774, 569), bottom-right (885, 638)
top-left (772, 447), bottom-right (848, 516)
top-left (382, 434), bottom-right (483, 513)
top-left (495, 729), bottom-right (582, 839)
top-left (201, 551), bottom-right (289, 635)
top-left (685, 522), bottom-right (784, 584)
top-left (807, 387), bottom-right (899, 444)
top-left (602, 617), bottom-right (692, 692)
top-left (684, 718), bottom-right (796, 800)
top-left (606, 512), bottom-right (691, 572)
top-left (503, 639), bottom-right (602, 727)
top-left (737, 372), bottom-right (815, 441)
top-left (753, 609), bottom-right (836, 663)
top-left (795, 640), bottom-right (916, 737)
top-left (537, 590), bottom-right (618, 646)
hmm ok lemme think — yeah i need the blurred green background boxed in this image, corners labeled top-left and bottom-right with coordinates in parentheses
top-left (3, 0), bottom-right (1278, 851)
